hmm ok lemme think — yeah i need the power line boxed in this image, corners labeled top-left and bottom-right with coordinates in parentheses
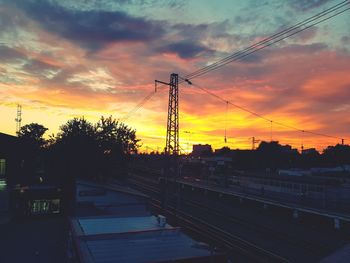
top-left (181, 1), bottom-right (350, 81)
top-left (121, 91), bottom-right (156, 122)
top-left (121, 78), bottom-right (172, 122)
top-left (121, 0), bottom-right (349, 136)
top-left (121, 85), bottom-right (170, 122)
top-left (186, 80), bottom-right (347, 142)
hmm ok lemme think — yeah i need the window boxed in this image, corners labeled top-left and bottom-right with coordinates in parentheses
top-left (30, 199), bottom-right (61, 215)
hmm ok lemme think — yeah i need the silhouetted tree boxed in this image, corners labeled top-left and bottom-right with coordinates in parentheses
top-left (18, 123), bottom-right (48, 148)
top-left (323, 144), bottom-right (350, 166)
top-left (49, 116), bottom-right (140, 181)
top-left (46, 116), bottom-right (140, 214)
top-left (256, 141), bottom-right (299, 170)
top-left (300, 148), bottom-right (321, 168)
top-left (17, 123), bottom-right (48, 184)
top-left (53, 117), bottom-right (98, 180)
top-left (96, 116), bottom-right (140, 180)
top-left (96, 116), bottom-right (140, 155)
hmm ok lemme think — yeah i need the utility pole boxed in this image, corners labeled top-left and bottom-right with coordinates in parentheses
top-left (15, 104), bottom-right (22, 136)
top-left (184, 131), bottom-right (192, 154)
top-left (155, 73), bottom-right (179, 155)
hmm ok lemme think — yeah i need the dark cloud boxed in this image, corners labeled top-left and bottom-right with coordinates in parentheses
top-left (117, 0), bottom-right (186, 9)
top-left (83, 0), bottom-right (185, 9)
top-left (0, 45), bottom-right (63, 81)
top-left (312, 83), bottom-right (350, 105)
top-left (4, 0), bottom-right (241, 60)
top-left (288, 0), bottom-right (332, 11)
top-left (172, 21), bottom-right (230, 40)
top-left (236, 43), bottom-right (327, 65)
top-left (0, 5), bottom-right (27, 31)
top-left (9, 0), bottom-right (166, 51)
top-left (202, 43), bottom-right (328, 79)
top-left (157, 41), bottom-right (213, 59)
top-left (294, 27), bottom-right (318, 42)
top-left (22, 59), bottom-right (61, 78)
top-left (40, 65), bottom-right (86, 89)
top-left (237, 53), bottom-right (264, 63)
top-left (341, 36), bottom-right (350, 44)
top-left (0, 46), bottom-right (26, 62)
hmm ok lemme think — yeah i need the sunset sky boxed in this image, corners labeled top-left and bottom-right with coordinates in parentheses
top-left (0, 0), bottom-right (349, 152)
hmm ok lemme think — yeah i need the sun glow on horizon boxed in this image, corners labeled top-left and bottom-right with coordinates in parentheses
top-left (1, 0), bottom-right (349, 153)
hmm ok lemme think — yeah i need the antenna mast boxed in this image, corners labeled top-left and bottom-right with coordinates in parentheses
top-left (15, 104), bottom-right (22, 136)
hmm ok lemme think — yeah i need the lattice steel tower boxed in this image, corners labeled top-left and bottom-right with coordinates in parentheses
top-left (15, 104), bottom-right (22, 136)
top-left (155, 73), bottom-right (179, 155)
top-left (165, 73), bottom-right (179, 155)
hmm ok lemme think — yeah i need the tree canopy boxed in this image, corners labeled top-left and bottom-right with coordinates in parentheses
top-left (323, 144), bottom-right (350, 166)
top-left (96, 116), bottom-right (140, 155)
top-left (18, 123), bottom-right (48, 148)
top-left (49, 116), bottom-right (140, 181)
top-left (13, 116), bottom-right (140, 187)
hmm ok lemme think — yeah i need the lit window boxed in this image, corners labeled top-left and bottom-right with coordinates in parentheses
top-left (30, 199), bottom-right (61, 215)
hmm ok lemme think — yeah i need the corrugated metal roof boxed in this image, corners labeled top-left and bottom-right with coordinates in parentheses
top-left (78, 216), bottom-right (173, 235)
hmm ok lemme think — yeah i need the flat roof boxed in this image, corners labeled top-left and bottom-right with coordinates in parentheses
top-left (76, 183), bottom-right (148, 206)
top-left (75, 216), bottom-right (173, 236)
top-left (74, 225), bottom-right (227, 263)
top-left (85, 229), bottom-right (218, 263)
top-left (78, 180), bottom-right (147, 198)
top-left (75, 182), bottom-right (150, 217)
top-left (70, 181), bottom-right (226, 263)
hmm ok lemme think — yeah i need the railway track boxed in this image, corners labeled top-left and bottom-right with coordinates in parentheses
top-left (127, 174), bottom-right (335, 262)
top-left (127, 174), bottom-right (336, 251)
top-left (153, 199), bottom-right (289, 263)
top-left (182, 196), bottom-right (328, 254)
top-left (126, 176), bottom-right (292, 262)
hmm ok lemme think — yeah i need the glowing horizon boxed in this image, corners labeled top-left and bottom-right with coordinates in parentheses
top-left (1, 0), bottom-right (349, 153)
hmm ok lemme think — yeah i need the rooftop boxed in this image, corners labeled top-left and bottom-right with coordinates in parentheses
top-left (73, 215), bottom-right (174, 236)
top-left (75, 181), bottom-right (149, 217)
top-left (71, 218), bottom-right (224, 263)
top-left (71, 181), bottom-right (226, 263)
top-left (81, 229), bottom-right (220, 263)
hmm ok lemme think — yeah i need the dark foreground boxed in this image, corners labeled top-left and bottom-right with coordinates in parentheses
top-left (0, 217), bottom-right (67, 263)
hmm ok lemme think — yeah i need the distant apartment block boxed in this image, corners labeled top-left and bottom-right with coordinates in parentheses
top-left (192, 144), bottom-right (213, 157)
